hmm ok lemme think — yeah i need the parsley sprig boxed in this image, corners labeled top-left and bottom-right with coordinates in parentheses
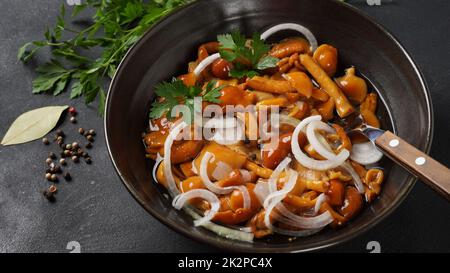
top-left (18, 0), bottom-right (189, 115)
top-left (150, 79), bottom-right (224, 122)
top-left (217, 30), bottom-right (279, 78)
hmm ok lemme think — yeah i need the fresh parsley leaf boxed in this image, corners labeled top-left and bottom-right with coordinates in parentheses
top-left (229, 69), bottom-right (259, 79)
top-left (19, 0), bottom-right (190, 115)
top-left (256, 56), bottom-right (279, 70)
top-left (217, 30), bottom-right (279, 78)
top-left (70, 80), bottom-right (83, 99)
top-left (217, 33), bottom-right (236, 50)
top-left (202, 80), bottom-right (224, 104)
top-left (149, 79), bottom-right (224, 121)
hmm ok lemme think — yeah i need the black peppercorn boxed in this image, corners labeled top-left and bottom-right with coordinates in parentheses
top-left (85, 157), bottom-right (92, 164)
top-left (56, 129), bottom-right (64, 137)
top-left (85, 142), bottom-right (92, 149)
top-left (78, 128), bottom-right (85, 135)
top-left (72, 155), bottom-right (79, 163)
top-left (70, 116), bottom-right (77, 123)
top-left (49, 152), bottom-right (56, 159)
top-left (43, 190), bottom-right (55, 202)
top-left (42, 138), bottom-right (49, 145)
top-left (87, 135), bottom-right (94, 142)
top-left (45, 173), bottom-right (52, 181)
top-left (88, 129), bottom-right (96, 136)
top-left (63, 172), bottom-right (72, 181)
top-left (54, 165), bottom-right (61, 173)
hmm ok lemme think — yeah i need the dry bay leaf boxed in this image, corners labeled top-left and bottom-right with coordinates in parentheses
top-left (1, 105), bottom-right (68, 146)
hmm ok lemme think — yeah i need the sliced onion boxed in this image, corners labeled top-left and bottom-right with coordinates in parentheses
top-left (254, 180), bottom-right (270, 205)
top-left (152, 153), bottom-right (164, 184)
top-left (191, 160), bottom-right (198, 175)
top-left (267, 157), bottom-right (292, 195)
top-left (212, 161), bottom-right (232, 180)
top-left (350, 141), bottom-right (383, 165)
top-left (184, 207), bottom-right (254, 242)
top-left (193, 53), bottom-right (220, 77)
top-left (341, 162), bottom-right (365, 194)
top-left (306, 120), bottom-right (337, 160)
top-left (200, 152), bottom-right (234, 195)
top-left (291, 115), bottom-right (350, 171)
top-left (239, 169), bottom-right (252, 183)
top-left (199, 152), bottom-right (251, 209)
top-left (314, 193), bottom-right (328, 214)
top-left (278, 114), bottom-right (301, 128)
top-left (163, 121), bottom-right (188, 196)
top-left (264, 169), bottom-right (298, 209)
top-left (238, 185), bottom-right (251, 210)
top-left (260, 23), bottom-right (318, 51)
top-left (172, 189), bottom-right (220, 226)
top-left (263, 169), bottom-right (298, 230)
top-left (271, 207), bottom-right (333, 230)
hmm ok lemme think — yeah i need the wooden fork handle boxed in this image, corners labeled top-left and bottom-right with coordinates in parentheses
top-left (375, 130), bottom-right (450, 201)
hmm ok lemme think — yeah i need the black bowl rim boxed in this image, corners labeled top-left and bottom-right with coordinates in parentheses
top-left (104, 0), bottom-right (434, 252)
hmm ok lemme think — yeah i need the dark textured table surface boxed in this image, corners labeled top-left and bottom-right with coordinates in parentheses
top-left (0, 0), bottom-right (449, 253)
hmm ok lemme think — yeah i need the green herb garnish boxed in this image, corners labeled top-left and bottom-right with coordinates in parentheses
top-left (18, 0), bottom-right (189, 115)
top-left (217, 30), bottom-right (279, 78)
top-left (150, 79), bottom-right (224, 122)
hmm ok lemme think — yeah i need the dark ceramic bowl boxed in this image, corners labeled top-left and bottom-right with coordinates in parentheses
top-left (104, 0), bottom-right (433, 252)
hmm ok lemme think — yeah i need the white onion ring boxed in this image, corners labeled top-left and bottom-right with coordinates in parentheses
top-left (211, 161), bottom-right (232, 180)
top-left (238, 185), bottom-right (251, 211)
top-left (350, 141), bottom-right (383, 165)
top-left (271, 207), bottom-right (333, 230)
top-left (306, 120), bottom-right (337, 160)
top-left (267, 157), bottom-right (292, 196)
top-left (172, 189), bottom-right (220, 226)
top-left (199, 152), bottom-right (250, 209)
top-left (278, 114), bottom-right (301, 128)
top-left (163, 121), bottom-right (188, 196)
top-left (253, 180), bottom-right (269, 205)
top-left (263, 169), bottom-right (298, 230)
top-left (341, 162), bottom-right (365, 194)
top-left (193, 53), bottom-right (220, 77)
top-left (314, 193), bottom-right (328, 214)
top-left (152, 153), bottom-right (164, 184)
top-left (239, 169), bottom-right (252, 183)
top-left (262, 160), bottom-right (333, 232)
top-left (291, 115), bottom-right (350, 171)
top-left (260, 23), bottom-right (318, 51)
top-left (264, 169), bottom-right (298, 209)
top-left (184, 207), bottom-right (254, 241)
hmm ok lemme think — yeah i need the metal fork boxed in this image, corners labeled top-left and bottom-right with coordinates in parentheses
top-left (344, 114), bottom-right (450, 201)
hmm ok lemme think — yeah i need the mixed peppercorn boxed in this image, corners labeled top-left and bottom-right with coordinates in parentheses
top-left (41, 107), bottom-right (96, 202)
